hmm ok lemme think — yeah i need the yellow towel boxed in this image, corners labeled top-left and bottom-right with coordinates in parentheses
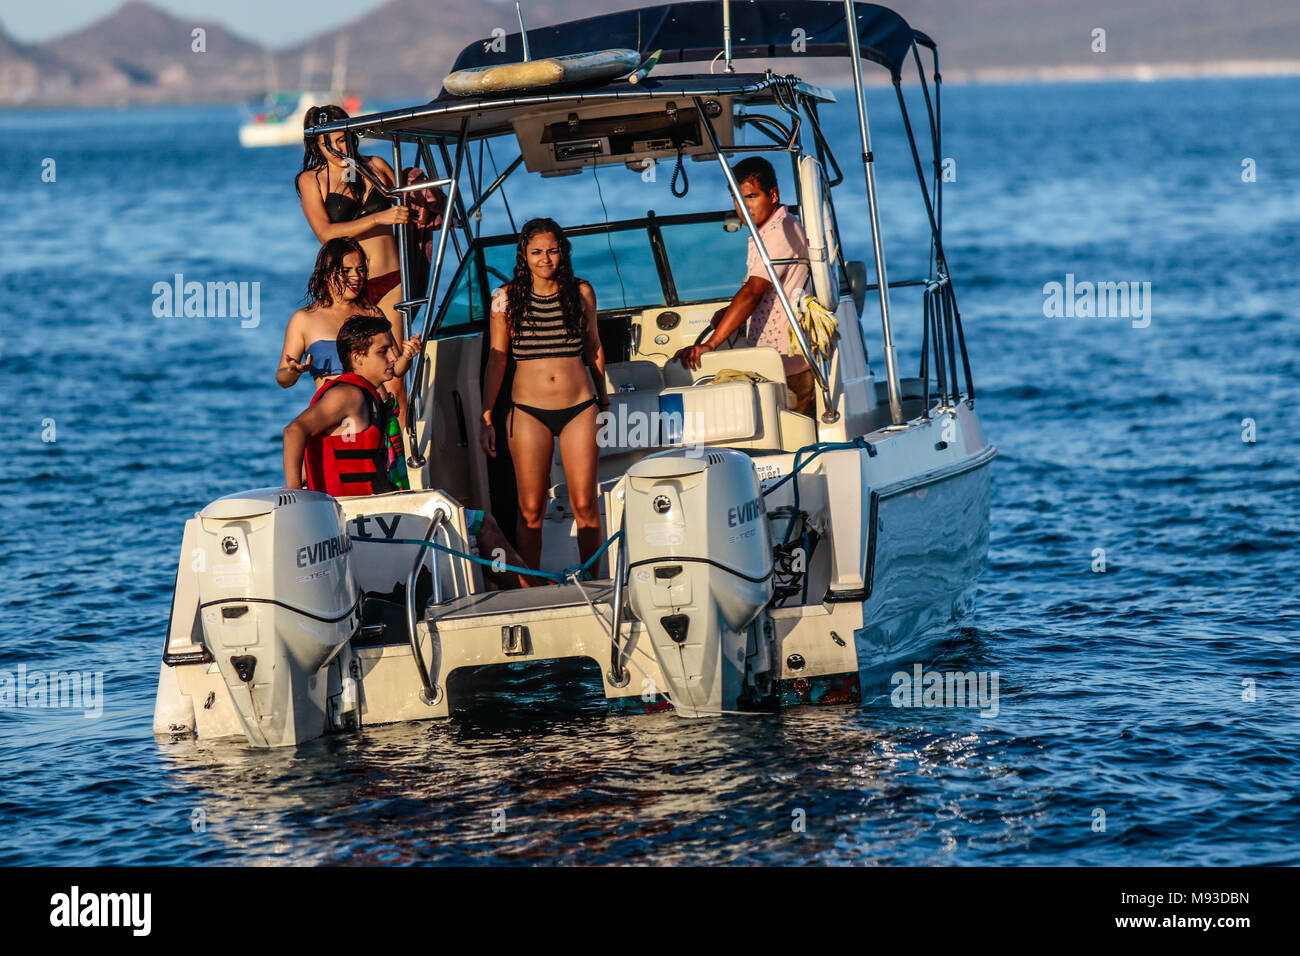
top-left (789, 294), bottom-right (839, 362)
top-left (712, 368), bottom-right (773, 384)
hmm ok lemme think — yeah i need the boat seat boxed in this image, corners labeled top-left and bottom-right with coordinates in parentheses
top-left (552, 379), bottom-right (761, 468)
top-left (657, 381), bottom-right (760, 445)
top-left (661, 345), bottom-right (791, 403)
top-left (549, 350), bottom-right (811, 488)
top-left (697, 346), bottom-right (788, 392)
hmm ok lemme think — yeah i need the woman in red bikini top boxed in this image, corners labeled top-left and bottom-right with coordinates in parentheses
top-left (480, 218), bottom-right (611, 578)
top-left (295, 104), bottom-right (413, 425)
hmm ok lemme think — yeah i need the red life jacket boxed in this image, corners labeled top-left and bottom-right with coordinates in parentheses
top-left (303, 373), bottom-right (397, 497)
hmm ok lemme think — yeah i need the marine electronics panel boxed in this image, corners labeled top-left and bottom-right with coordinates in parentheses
top-left (513, 98), bottom-right (735, 175)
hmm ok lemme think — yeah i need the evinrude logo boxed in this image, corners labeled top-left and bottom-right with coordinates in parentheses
top-left (727, 496), bottom-right (765, 527)
top-left (296, 533), bottom-right (352, 568)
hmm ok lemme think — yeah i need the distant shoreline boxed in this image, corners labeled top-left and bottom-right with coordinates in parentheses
top-left (947, 58), bottom-right (1300, 86)
top-left (4, 59), bottom-right (1299, 113)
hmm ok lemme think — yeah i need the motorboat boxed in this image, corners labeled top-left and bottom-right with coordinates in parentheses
top-left (156, 0), bottom-right (995, 747)
top-left (238, 38), bottom-right (360, 148)
top-left (239, 91), bottom-right (360, 148)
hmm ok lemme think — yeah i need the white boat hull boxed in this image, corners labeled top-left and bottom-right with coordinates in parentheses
top-left (154, 400), bottom-right (993, 743)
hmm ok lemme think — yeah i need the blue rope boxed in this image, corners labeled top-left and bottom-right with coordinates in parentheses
top-left (352, 439), bottom-right (871, 585)
top-left (353, 529), bottom-right (623, 585)
top-left (761, 437), bottom-right (875, 498)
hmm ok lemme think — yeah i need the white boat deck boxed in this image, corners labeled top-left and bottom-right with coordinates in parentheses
top-left (428, 581), bottom-right (615, 629)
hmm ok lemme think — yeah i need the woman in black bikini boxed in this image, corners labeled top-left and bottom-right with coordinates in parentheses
top-left (295, 104), bottom-right (413, 423)
top-left (480, 219), bottom-right (610, 577)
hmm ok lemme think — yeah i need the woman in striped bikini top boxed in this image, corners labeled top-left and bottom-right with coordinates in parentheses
top-left (505, 288), bottom-right (586, 360)
top-left (480, 218), bottom-right (611, 580)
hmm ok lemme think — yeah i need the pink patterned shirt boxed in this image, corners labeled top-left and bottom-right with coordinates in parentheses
top-left (744, 204), bottom-right (811, 376)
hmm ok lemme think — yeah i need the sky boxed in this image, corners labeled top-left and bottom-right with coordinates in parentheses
top-left (2, 0), bottom-right (389, 46)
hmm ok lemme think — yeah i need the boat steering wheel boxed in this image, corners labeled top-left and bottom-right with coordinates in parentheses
top-left (692, 322), bottom-right (742, 350)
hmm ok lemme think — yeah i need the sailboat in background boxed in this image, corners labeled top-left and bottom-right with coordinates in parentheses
top-left (238, 35), bottom-right (361, 148)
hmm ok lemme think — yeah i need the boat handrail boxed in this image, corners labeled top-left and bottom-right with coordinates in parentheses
top-left (321, 139), bottom-right (448, 197)
top-left (607, 517), bottom-right (630, 688)
top-left (464, 154), bottom-right (525, 220)
top-left (404, 121), bottom-right (467, 467)
top-left (802, 95), bottom-right (845, 188)
top-left (918, 273), bottom-right (973, 413)
top-left (735, 112), bottom-right (792, 147)
top-left (405, 508), bottom-right (448, 706)
top-left (304, 75), bottom-right (818, 142)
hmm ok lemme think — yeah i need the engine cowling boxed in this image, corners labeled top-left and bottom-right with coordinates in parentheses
top-left (191, 488), bottom-right (358, 746)
top-left (622, 449), bottom-right (773, 716)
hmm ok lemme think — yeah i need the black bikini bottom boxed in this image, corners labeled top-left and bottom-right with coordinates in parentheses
top-left (509, 398), bottom-right (598, 438)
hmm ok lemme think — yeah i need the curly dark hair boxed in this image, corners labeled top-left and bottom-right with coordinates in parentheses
top-left (296, 103), bottom-right (364, 202)
top-left (305, 237), bottom-right (373, 309)
top-left (506, 218), bottom-right (585, 345)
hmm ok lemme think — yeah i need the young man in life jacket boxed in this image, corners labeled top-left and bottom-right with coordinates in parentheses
top-left (283, 314), bottom-right (532, 589)
top-left (283, 313), bottom-right (413, 496)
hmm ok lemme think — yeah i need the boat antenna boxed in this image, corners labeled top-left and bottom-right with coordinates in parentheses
top-left (722, 0), bottom-right (734, 73)
top-left (516, 2), bottom-right (531, 62)
top-left (591, 166), bottom-right (628, 308)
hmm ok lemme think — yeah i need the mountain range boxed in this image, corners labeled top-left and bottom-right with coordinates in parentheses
top-left (3, 0), bottom-right (1299, 107)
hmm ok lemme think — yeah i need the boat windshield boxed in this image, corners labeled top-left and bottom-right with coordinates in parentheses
top-left (429, 211), bottom-right (753, 338)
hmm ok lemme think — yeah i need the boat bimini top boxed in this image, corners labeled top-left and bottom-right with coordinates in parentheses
top-left (305, 0), bottom-right (973, 462)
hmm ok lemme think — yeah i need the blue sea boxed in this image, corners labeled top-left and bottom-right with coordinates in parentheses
top-left (1, 76), bottom-right (1297, 865)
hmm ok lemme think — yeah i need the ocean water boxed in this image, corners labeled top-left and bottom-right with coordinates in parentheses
top-left (1, 76), bottom-right (1297, 865)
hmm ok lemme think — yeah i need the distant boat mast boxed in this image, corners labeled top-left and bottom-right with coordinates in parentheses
top-left (330, 34), bottom-right (348, 94)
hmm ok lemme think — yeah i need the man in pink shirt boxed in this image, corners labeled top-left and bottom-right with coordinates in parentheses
top-left (673, 156), bottom-right (815, 415)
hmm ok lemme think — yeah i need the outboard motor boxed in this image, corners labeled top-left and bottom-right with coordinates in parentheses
top-left (623, 449), bottom-right (774, 717)
top-left (191, 488), bottom-right (358, 747)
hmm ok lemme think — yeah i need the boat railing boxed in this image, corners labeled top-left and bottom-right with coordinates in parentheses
top-left (322, 139), bottom-right (450, 200)
top-left (405, 508), bottom-right (449, 706)
top-left (607, 516), bottom-right (630, 689)
top-left (868, 275), bottom-right (966, 416)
